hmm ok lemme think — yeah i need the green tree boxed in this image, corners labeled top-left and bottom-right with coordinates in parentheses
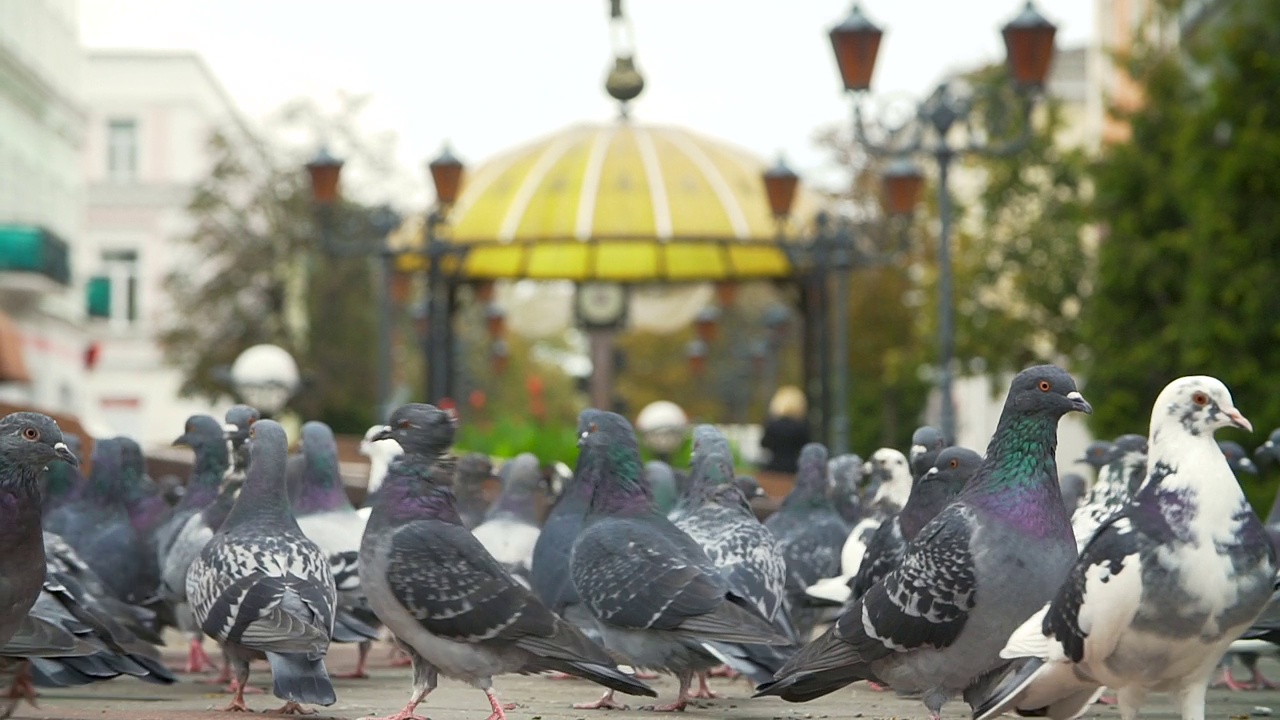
top-left (1081, 0), bottom-right (1280, 453)
top-left (159, 97), bottom-right (397, 433)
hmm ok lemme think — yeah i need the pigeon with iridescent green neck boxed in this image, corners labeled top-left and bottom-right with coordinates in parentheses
top-left (758, 365), bottom-right (1091, 720)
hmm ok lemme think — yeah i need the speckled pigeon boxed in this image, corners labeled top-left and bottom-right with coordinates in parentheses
top-left (972, 376), bottom-right (1273, 720)
top-left (472, 453), bottom-right (545, 588)
top-left (1070, 434), bottom-right (1147, 551)
top-left (454, 452), bottom-right (494, 530)
top-left (831, 447), bottom-right (914, 590)
top-left (757, 365), bottom-right (1090, 720)
top-left (1077, 439), bottom-right (1114, 475)
top-left (289, 420), bottom-right (380, 680)
top-left (155, 414), bottom-right (232, 675)
top-left (187, 420), bottom-right (337, 713)
top-left (671, 425), bottom-right (796, 687)
top-left (569, 412), bottom-right (788, 711)
top-left (1213, 440), bottom-right (1270, 692)
top-left (847, 447), bottom-right (981, 604)
top-left (765, 443), bottom-right (849, 640)
top-left (360, 404), bottom-right (655, 720)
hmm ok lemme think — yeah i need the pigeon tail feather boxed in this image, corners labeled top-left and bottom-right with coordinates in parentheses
top-left (754, 623), bottom-right (870, 702)
top-left (265, 651), bottom-right (336, 706)
top-left (678, 600), bottom-right (790, 646)
top-left (533, 657), bottom-right (657, 697)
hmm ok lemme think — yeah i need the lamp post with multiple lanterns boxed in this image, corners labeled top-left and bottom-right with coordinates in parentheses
top-left (305, 144), bottom-right (466, 417)
top-left (826, 0), bottom-right (1057, 443)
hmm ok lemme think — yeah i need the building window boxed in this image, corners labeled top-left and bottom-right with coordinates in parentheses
top-left (107, 119), bottom-right (138, 183)
top-left (90, 249), bottom-right (140, 325)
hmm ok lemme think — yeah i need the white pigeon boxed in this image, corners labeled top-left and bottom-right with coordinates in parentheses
top-left (356, 424), bottom-right (402, 524)
top-left (973, 376), bottom-right (1276, 720)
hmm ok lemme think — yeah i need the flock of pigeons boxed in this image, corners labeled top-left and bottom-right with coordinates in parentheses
top-left (0, 364), bottom-right (1278, 720)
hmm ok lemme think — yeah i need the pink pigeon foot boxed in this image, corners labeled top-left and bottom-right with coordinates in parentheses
top-left (574, 690), bottom-right (628, 710)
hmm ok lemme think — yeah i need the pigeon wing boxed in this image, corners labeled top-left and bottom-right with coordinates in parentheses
top-left (837, 503), bottom-right (977, 655)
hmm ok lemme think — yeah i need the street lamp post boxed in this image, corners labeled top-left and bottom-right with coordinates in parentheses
top-left (306, 144), bottom-right (466, 416)
top-left (827, 1), bottom-right (1057, 443)
top-left (229, 344), bottom-right (301, 419)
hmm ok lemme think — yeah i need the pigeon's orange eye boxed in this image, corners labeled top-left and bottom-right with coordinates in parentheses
top-left (949, 458), bottom-right (959, 468)
top-left (1192, 392), bottom-right (1209, 406)
top-left (398, 419), bottom-right (411, 429)
top-left (1038, 380), bottom-right (1051, 392)
top-left (21, 428), bottom-right (38, 441)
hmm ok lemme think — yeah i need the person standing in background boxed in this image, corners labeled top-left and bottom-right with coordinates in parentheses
top-left (759, 386), bottom-right (810, 479)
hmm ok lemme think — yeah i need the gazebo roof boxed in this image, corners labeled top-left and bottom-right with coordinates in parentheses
top-left (392, 122), bottom-right (820, 282)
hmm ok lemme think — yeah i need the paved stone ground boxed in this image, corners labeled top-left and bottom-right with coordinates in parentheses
top-left (10, 640), bottom-right (1280, 720)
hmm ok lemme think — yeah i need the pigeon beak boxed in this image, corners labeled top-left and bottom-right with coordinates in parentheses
top-left (1224, 407), bottom-right (1253, 433)
top-left (222, 423), bottom-right (239, 435)
top-left (923, 466), bottom-right (940, 480)
top-left (172, 433), bottom-right (190, 448)
top-left (1240, 457), bottom-right (1259, 475)
top-left (1066, 391), bottom-right (1093, 415)
top-left (53, 442), bottom-right (79, 467)
top-left (371, 425), bottom-right (395, 443)
top-left (1257, 441), bottom-right (1276, 462)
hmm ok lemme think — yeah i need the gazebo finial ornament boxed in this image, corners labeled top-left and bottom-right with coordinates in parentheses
top-left (604, 0), bottom-right (645, 119)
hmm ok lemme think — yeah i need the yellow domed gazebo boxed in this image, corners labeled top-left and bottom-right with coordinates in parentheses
top-left (392, 122), bottom-right (818, 282)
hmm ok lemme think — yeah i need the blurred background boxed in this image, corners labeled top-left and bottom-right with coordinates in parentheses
top-left (0, 0), bottom-right (1275, 501)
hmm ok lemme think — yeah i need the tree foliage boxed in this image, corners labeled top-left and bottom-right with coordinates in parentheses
top-left (1081, 0), bottom-right (1280, 448)
top-left (159, 97), bottom-right (398, 432)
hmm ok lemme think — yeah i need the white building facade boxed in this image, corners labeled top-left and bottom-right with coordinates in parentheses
top-left (0, 0), bottom-right (89, 416)
top-left (80, 51), bottom-right (248, 447)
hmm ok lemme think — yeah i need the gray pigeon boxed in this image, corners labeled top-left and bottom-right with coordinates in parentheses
top-left (828, 454), bottom-right (865, 527)
top-left (766, 443), bottom-right (852, 640)
top-left (45, 439), bottom-right (154, 606)
top-left (40, 434), bottom-right (82, 519)
top-left (454, 452), bottom-right (494, 530)
top-left (288, 421), bottom-right (380, 680)
top-left (186, 420), bottom-right (337, 713)
top-left (1070, 434), bottom-right (1147, 551)
top-left (1219, 440), bottom-right (1258, 478)
top-left (757, 365), bottom-right (1091, 720)
top-left (1258, 428), bottom-right (1280, 469)
top-left (909, 426), bottom-right (950, 481)
top-left (972, 376), bottom-right (1274, 720)
top-left (222, 404), bottom-right (259, 481)
top-left (155, 414), bottom-right (232, 675)
top-left (1214, 439), bottom-right (1269, 692)
top-left (1057, 473), bottom-right (1087, 513)
top-left (1078, 439), bottom-right (1114, 474)
top-left (529, 410), bottom-right (605, 644)
top-left (736, 475), bottom-right (765, 501)
top-left (119, 437), bottom-right (169, 538)
top-left (569, 412), bottom-right (788, 711)
top-left (0, 412), bottom-right (77, 653)
top-left (671, 425), bottom-right (796, 686)
top-left (848, 447), bottom-right (981, 603)
top-left (360, 404), bottom-right (655, 720)
top-left (645, 460), bottom-right (680, 515)
top-left (472, 453), bottom-right (545, 587)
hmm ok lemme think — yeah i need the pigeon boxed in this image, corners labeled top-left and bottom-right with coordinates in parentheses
top-left (187, 419), bottom-right (337, 713)
top-left (1070, 434), bottom-right (1147, 551)
top-left (765, 443), bottom-right (849, 640)
top-left (971, 376), bottom-right (1274, 720)
top-left (288, 421), bottom-right (381, 680)
top-left (828, 454), bottom-right (865, 527)
top-left (909, 426), bottom-right (950, 481)
top-left (809, 447), bottom-right (912, 610)
top-left (645, 460), bottom-right (680, 515)
top-left (40, 434), bottom-right (82, 519)
top-left (222, 404), bottom-right (259, 481)
top-left (46, 438), bottom-right (155, 606)
top-left (360, 404), bottom-right (655, 720)
top-left (671, 426), bottom-right (796, 686)
top-left (736, 475), bottom-right (766, 500)
top-left (44, 532), bottom-right (164, 647)
top-left (569, 411), bottom-right (789, 711)
top-left (118, 438), bottom-right (170, 538)
top-left (1213, 440), bottom-right (1269, 692)
top-left (357, 423), bottom-right (403, 523)
top-left (454, 452), bottom-right (495, 530)
top-left (1258, 429), bottom-right (1280, 469)
top-left (156, 414), bottom-right (233, 675)
top-left (529, 410), bottom-right (606, 643)
top-left (867, 447), bottom-right (913, 514)
top-left (471, 453), bottom-right (545, 587)
top-left (756, 365), bottom-right (1091, 720)
top-left (1078, 440), bottom-right (1114, 475)
top-left (846, 447), bottom-right (982, 605)
top-left (0, 412), bottom-right (78, 652)
top-left (1058, 473), bottom-right (1087, 513)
